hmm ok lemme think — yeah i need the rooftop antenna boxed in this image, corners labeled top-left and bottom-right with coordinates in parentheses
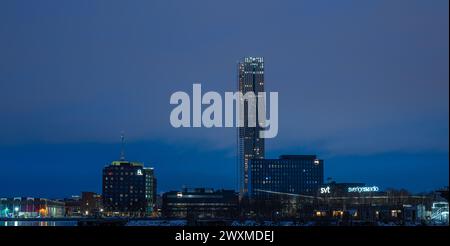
top-left (120, 131), bottom-right (126, 161)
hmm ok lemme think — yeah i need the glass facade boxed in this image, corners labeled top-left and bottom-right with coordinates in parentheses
top-left (249, 155), bottom-right (324, 199)
top-left (162, 188), bottom-right (238, 219)
top-left (238, 57), bottom-right (265, 198)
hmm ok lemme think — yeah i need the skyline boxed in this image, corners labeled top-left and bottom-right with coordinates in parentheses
top-left (0, 0), bottom-right (448, 198)
top-left (1, 138), bottom-right (447, 198)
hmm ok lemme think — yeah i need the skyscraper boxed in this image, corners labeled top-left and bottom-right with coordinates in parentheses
top-left (238, 57), bottom-right (265, 198)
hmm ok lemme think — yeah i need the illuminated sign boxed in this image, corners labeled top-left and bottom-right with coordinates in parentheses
top-left (314, 159), bottom-right (320, 165)
top-left (347, 186), bottom-right (379, 193)
top-left (137, 169), bottom-right (143, 176)
top-left (320, 186), bottom-right (331, 194)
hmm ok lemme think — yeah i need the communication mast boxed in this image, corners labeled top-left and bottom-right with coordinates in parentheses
top-left (120, 132), bottom-right (126, 161)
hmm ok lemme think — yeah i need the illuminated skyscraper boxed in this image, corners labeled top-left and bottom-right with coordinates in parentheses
top-left (238, 57), bottom-right (265, 198)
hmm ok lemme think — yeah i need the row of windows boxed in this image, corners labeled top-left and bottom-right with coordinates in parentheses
top-left (252, 160), bottom-right (320, 164)
top-left (105, 204), bottom-right (145, 209)
top-left (253, 180), bottom-right (320, 184)
top-left (104, 185), bottom-right (144, 191)
top-left (251, 170), bottom-right (321, 174)
top-left (105, 177), bottom-right (145, 181)
top-left (251, 164), bottom-right (321, 169)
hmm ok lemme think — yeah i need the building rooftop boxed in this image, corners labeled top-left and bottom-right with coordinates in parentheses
top-left (279, 155), bottom-right (318, 160)
top-left (110, 160), bottom-right (144, 167)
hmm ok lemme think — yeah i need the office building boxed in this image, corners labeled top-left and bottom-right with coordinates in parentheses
top-left (102, 160), bottom-right (156, 216)
top-left (238, 56), bottom-right (265, 198)
top-left (249, 155), bottom-right (324, 199)
top-left (311, 183), bottom-right (435, 225)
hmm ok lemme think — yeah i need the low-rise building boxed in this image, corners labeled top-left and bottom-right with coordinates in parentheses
top-left (0, 197), bottom-right (65, 218)
top-left (80, 192), bottom-right (103, 216)
top-left (162, 188), bottom-right (238, 219)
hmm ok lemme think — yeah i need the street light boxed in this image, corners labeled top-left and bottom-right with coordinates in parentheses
top-left (13, 207), bottom-right (19, 218)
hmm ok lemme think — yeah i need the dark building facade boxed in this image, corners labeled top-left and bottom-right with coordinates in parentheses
top-left (162, 188), bottom-right (238, 219)
top-left (80, 192), bottom-right (103, 216)
top-left (249, 155), bottom-right (324, 199)
top-left (64, 196), bottom-right (82, 217)
top-left (143, 167), bottom-right (157, 214)
top-left (311, 182), bottom-right (434, 225)
top-left (102, 161), bottom-right (156, 216)
top-left (238, 57), bottom-right (265, 198)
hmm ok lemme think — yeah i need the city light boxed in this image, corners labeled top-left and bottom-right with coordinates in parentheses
top-left (320, 186), bottom-right (331, 194)
top-left (0, 3), bottom-right (448, 246)
top-left (347, 186), bottom-right (379, 193)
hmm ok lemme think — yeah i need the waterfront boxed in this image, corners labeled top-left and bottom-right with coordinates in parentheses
top-left (1, 219), bottom-right (447, 227)
top-left (2, 221), bottom-right (77, 226)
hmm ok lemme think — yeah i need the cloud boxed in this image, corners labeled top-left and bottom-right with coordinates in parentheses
top-left (0, 0), bottom-right (448, 157)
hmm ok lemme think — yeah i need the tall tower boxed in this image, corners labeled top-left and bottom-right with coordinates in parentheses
top-left (238, 57), bottom-right (265, 198)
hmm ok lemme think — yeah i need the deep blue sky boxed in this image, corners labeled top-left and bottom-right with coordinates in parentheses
top-left (0, 0), bottom-right (448, 198)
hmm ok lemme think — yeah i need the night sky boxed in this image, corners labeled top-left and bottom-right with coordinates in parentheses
top-left (0, 0), bottom-right (448, 198)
